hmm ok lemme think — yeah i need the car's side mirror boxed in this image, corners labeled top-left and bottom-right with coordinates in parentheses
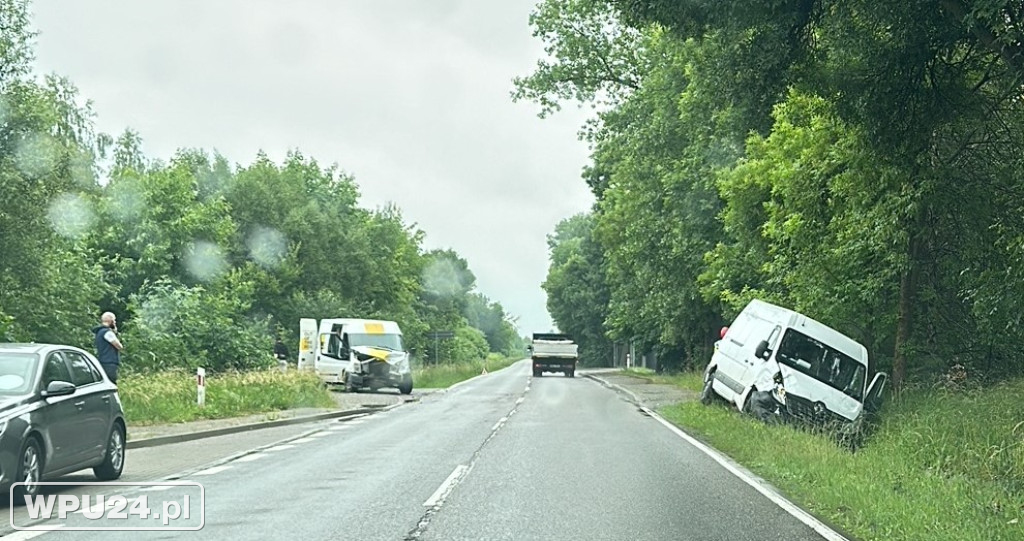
top-left (754, 340), bottom-right (772, 360)
top-left (42, 380), bottom-right (76, 397)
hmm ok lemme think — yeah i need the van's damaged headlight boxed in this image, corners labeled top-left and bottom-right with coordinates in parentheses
top-left (771, 372), bottom-right (786, 404)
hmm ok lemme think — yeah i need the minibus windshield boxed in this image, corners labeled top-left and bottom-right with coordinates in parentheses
top-left (776, 329), bottom-right (866, 401)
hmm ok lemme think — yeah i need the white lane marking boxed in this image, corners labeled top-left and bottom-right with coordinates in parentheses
top-left (515, 397), bottom-right (524, 405)
top-left (4, 525), bottom-right (64, 539)
top-left (642, 406), bottom-right (851, 541)
top-left (235, 453), bottom-right (267, 462)
top-left (140, 485), bottom-right (173, 491)
top-left (265, 444), bottom-right (296, 451)
top-left (290, 437), bottom-right (317, 444)
top-left (329, 424), bottom-right (351, 431)
top-left (490, 417), bottom-right (508, 431)
top-left (308, 432), bottom-right (329, 437)
top-left (194, 465), bottom-right (232, 476)
top-left (423, 465), bottom-right (469, 507)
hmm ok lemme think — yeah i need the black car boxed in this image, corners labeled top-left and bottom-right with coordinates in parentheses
top-left (0, 343), bottom-right (126, 501)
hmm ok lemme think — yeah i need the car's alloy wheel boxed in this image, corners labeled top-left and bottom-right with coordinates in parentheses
top-left (14, 440), bottom-right (42, 503)
top-left (94, 424), bottom-right (126, 480)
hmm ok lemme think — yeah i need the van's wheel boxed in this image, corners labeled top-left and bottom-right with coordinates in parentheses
top-left (94, 422), bottom-right (126, 480)
top-left (398, 376), bottom-right (413, 395)
top-left (700, 371), bottom-right (717, 405)
top-left (344, 372), bottom-right (358, 393)
top-left (13, 438), bottom-right (43, 504)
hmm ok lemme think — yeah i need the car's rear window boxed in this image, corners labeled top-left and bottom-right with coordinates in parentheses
top-left (0, 352), bottom-right (39, 394)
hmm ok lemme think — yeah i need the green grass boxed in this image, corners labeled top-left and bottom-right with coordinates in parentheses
top-left (621, 367), bottom-right (704, 390)
top-left (657, 373), bottom-right (1024, 540)
top-left (414, 355), bottom-right (519, 389)
top-left (118, 369), bottom-right (336, 426)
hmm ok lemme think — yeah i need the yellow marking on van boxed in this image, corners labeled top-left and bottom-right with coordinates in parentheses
top-left (367, 348), bottom-right (388, 360)
top-left (365, 323), bottom-right (385, 334)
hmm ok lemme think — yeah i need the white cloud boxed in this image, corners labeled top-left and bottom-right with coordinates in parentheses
top-left (31, 0), bottom-right (595, 334)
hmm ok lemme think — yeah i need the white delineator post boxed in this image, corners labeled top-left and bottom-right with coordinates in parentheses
top-left (197, 367), bottom-right (206, 407)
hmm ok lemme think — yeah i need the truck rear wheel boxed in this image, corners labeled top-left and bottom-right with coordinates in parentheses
top-left (533, 370), bottom-right (542, 377)
top-left (566, 369), bottom-right (575, 378)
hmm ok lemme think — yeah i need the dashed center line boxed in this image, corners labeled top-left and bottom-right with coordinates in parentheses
top-left (422, 465), bottom-right (469, 507)
top-left (265, 444), bottom-right (296, 452)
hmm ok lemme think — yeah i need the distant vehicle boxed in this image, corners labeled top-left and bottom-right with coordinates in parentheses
top-left (298, 318), bottom-right (413, 394)
top-left (701, 299), bottom-right (887, 444)
top-left (528, 333), bottom-right (578, 378)
top-left (0, 343), bottom-right (126, 502)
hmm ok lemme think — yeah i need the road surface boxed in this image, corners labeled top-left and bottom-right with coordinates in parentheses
top-left (6, 360), bottom-right (835, 540)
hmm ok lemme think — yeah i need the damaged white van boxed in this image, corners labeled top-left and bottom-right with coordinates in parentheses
top-left (298, 318), bottom-right (414, 394)
top-left (701, 300), bottom-right (886, 437)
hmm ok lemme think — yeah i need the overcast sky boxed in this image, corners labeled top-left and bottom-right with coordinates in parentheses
top-left (30, 0), bottom-right (595, 335)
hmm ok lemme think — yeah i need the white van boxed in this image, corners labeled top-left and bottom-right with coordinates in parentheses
top-left (298, 318), bottom-right (413, 394)
top-left (701, 299), bottom-right (886, 430)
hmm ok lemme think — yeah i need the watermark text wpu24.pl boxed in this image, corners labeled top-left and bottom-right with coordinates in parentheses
top-left (10, 481), bottom-right (204, 531)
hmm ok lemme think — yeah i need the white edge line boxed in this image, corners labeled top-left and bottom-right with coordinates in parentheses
top-left (588, 374), bottom-right (642, 404)
top-left (422, 465), bottom-right (469, 507)
top-left (641, 406), bottom-right (850, 541)
top-left (4, 524), bottom-right (65, 540)
top-left (193, 465), bottom-right (232, 476)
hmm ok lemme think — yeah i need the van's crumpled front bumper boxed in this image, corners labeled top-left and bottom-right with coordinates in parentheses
top-left (348, 348), bottom-right (410, 388)
top-left (782, 392), bottom-right (855, 427)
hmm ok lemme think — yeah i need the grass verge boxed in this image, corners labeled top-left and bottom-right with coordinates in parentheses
top-left (118, 368), bottom-right (336, 426)
top-left (414, 355), bottom-right (520, 389)
top-left (621, 367), bottom-right (704, 390)
top-left (656, 372), bottom-right (1024, 540)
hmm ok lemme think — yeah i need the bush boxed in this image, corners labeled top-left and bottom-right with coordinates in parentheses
top-left (449, 326), bottom-right (489, 363)
top-left (122, 278), bottom-right (273, 373)
top-left (118, 368), bottom-right (334, 425)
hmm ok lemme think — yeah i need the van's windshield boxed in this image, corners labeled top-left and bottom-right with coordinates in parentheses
top-left (349, 333), bottom-right (404, 351)
top-left (775, 329), bottom-right (866, 401)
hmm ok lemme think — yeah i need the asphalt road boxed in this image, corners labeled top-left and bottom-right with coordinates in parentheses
top-left (7, 360), bottom-right (834, 540)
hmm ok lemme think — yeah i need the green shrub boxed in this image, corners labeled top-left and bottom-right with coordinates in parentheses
top-left (122, 277), bottom-right (274, 373)
top-left (118, 368), bottom-right (334, 425)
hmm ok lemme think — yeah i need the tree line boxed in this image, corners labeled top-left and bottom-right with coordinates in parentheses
top-left (521, 0), bottom-right (1024, 391)
top-left (0, 0), bottom-right (524, 372)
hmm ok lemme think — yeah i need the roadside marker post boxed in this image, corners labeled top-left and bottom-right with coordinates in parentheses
top-left (197, 367), bottom-right (206, 407)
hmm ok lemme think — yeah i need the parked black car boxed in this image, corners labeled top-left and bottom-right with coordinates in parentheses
top-left (0, 343), bottom-right (126, 502)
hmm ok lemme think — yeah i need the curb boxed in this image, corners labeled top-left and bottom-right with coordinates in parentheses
top-left (126, 401), bottom-right (409, 450)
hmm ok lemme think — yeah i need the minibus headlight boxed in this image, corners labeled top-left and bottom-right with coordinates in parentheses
top-left (772, 382), bottom-right (787, 404)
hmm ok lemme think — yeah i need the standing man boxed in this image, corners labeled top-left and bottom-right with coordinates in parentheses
top-left (274, 337), bottom-right (288, 361)
top-left (93, 312), bottom-right (123, 384)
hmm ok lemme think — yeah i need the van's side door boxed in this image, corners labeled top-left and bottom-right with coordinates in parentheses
top-left (316, 326), bottom-right (349, 383)
top-left (715, 312), bottom-right (757, 397)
